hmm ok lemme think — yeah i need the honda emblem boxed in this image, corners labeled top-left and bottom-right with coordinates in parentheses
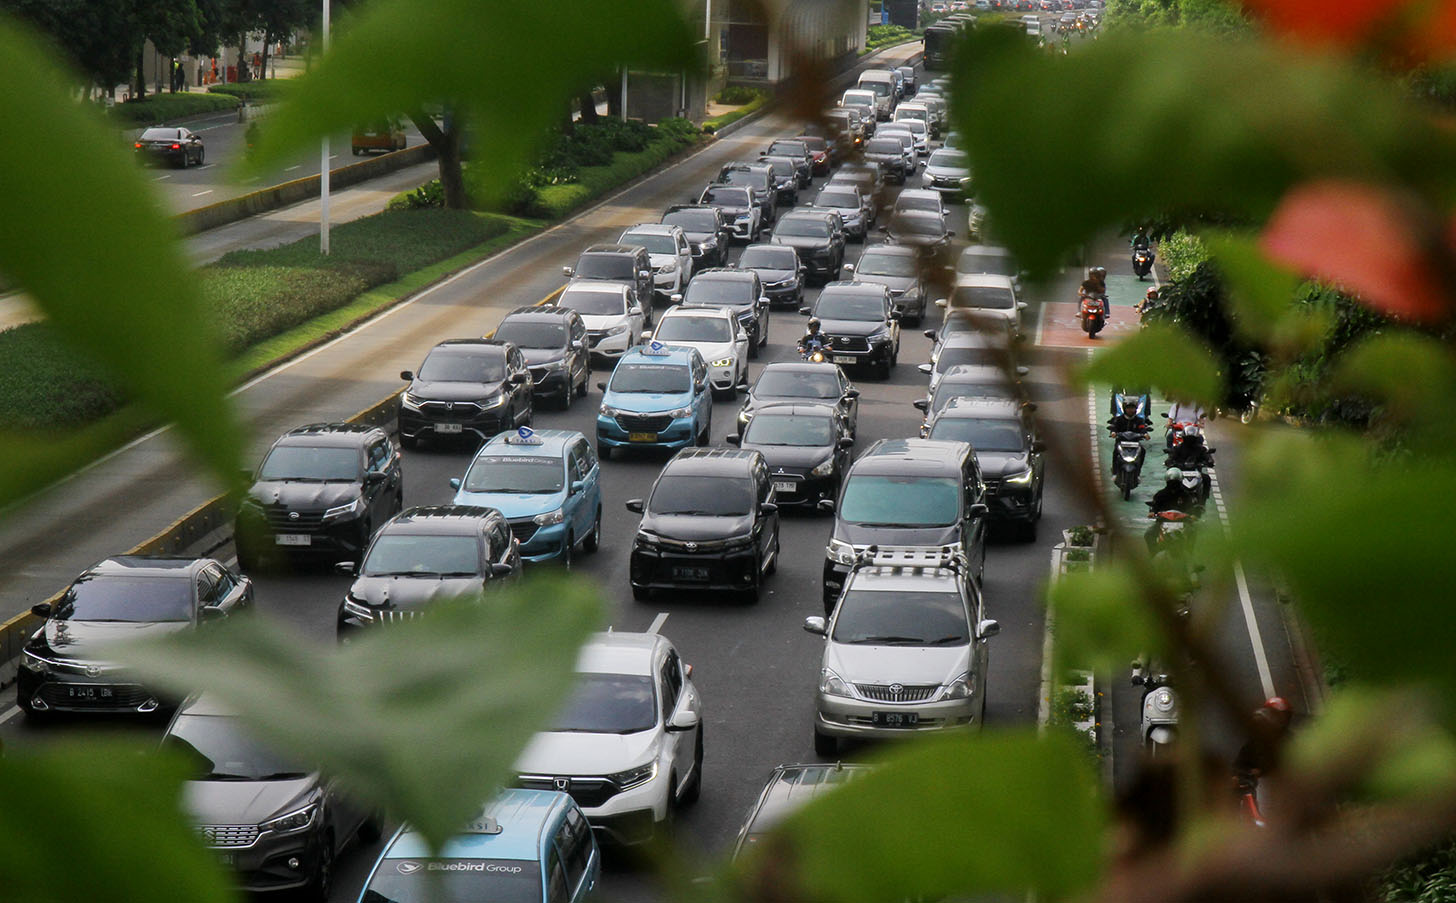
top-left (553, 777), bottom-right (570, 792)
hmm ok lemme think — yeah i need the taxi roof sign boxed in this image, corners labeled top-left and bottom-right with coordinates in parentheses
top-left (462, 813), bottom-right (503, 835)
top-left (506, 425), bottom-right (542, 445)
top-left (643, 340), bottom-right (671, 356)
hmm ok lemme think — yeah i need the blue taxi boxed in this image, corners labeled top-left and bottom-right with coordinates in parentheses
top-left (355, 790), bottom-right (600, 903)
top-left (596, 342), bottom-right (712, 457)
top-left (450, 427), bottom-right (602, 566)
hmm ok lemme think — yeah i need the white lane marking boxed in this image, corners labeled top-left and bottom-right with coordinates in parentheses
top-left (1208, 471), bottom-right (1276, 698)
top-left (1086, 349), bottom-right (1103, 494)
top-left (1033, 297), bottom-right (1048, 346)
top-left (1038, 545), bottom-right (1063, 731)
top-left (647, 612), bottom-right (669, 635)
top-left (191, 190), bottom-right (214, 198)
top-left (0, 704), bottom-right (21, 725)
top-left (153, 174), bottom-right (172, 181)
top-left (284, 164), bottom-right (302, 172)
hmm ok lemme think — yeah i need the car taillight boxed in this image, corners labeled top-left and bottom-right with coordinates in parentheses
top-left (170, 143), bottom-right (181, 149)
top-left (134, 142), bottom-right (142, 148)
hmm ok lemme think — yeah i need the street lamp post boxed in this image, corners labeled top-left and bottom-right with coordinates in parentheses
top-left (320, 0), bottom-right (331, 255)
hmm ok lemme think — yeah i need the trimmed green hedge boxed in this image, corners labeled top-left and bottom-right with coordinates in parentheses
top-left (702, 95), bottom-right (769, 133)
top-left (2, 209), bottom-right (513, 430)
top-left (523, 122), bottom-right (702, 219)
top-left (106, 92), bottom-right (239, 126)
top-left (866, 24), bottom-right (915, 50)
top-left (207, 81), bottom-right (292, 104)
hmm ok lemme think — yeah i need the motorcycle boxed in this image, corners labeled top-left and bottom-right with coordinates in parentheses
top-left (798, 335), bottom-right (832, 364)
top-left (1236, 770), bottom-right (1270, 829)
top-left (1161, 412), bottom-right (1200, 450)
top-left (1132, 245), bottom-right (1155, 279)
top-left (1110, 428), bottom-right (1148, 501)
top-left (1131, 663), bottom-right (1178, 756)
top-left (1176, 467), bottom-right (1210, 505)
top-left (1079, 293), bottom-right (1107, 338)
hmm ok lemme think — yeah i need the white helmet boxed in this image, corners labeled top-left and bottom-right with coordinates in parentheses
top-left (1165, 468), bottom-right (1181, 482)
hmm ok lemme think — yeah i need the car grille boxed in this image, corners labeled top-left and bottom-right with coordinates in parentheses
top-left (518, 776), bottom-right (618, 808)
top-left (586, 331), bottom-right (608, 347)
top-left (982, 478), bottom-right (1002, 497)
top-left (826, 335), bottom-right (869, 352)
top-left (509, 520), bottom-right (539, 544)
top-left (37, 683), bottom-right (150, 709)
top-left (418, 400), bottom-right (482, 415)
top-left (855, 683), bottom-right (939, 702)
top-left (528, 367), bottom-right (552, 384)
top-left (198, 825), bottom-right (260, 848)
top-left (933, 176), bottom-right (962, 187)
top-left (655, 536), bottom-right (742, 553)
top-left (375, 609), bottom-right (423, 624)
top-left (262, 505), bottom-right (325, 532)
top-left (616, 413), bottom-right (674, 433)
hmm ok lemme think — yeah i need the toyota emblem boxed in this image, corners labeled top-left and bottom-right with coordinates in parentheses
top-left (889, 683), bottom-right (904, 696)
top-left (685, 541), bottom-right (698, 552)
top-left (553, 777), bottom-right (570, 792)
top-left (288, 511), bottom-right (299, 521)
top-left (86, 665), bottom-right (101, 677)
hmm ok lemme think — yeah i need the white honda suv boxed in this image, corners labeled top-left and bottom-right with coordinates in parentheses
top-left (555, 280), bottom-right (647, 364)
top-left (514, 632), bottom-right (703, 847)
top-left (649, 305), bottom-right (750, 399)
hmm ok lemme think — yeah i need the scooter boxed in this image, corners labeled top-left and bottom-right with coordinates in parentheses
top-left (1132, 246), bottom-right (1155, 279)
top-left (1131, 663), bottom-right (1178, 756)
top-left (1177, 468), bottom-right (1210, 505)
top-left (1080, 293), bottom-right (1107, 337)
top-left (1110, 429), bottom-right (1148, 501)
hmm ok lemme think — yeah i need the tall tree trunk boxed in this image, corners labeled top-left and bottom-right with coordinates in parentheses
top-left (409, 111), bottom-right (468, 210)
top-left (135, 50), bottom-right (146, 98)
top-left (260, 30), bottom-right (271, 79)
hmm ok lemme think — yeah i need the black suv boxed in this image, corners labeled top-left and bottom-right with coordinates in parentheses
top-left (762, 138), bottom-right (813, 186)
top-left (756, 155), bottom-right (801, 206)
top-left (626, 448), bottom-right (781, 602)
top-left (236, 423), bottom-right (403, 570)
top-left (398, 339), bottom-right (534, 448)
top-left (801, 282), bottom-right (900, 378)
top-left (769, 210), bottom-right (846, 284)
top-left (681, 267), bottom-right (770, 357)
top-left (662, 204), bottom-right (731, 268)
top-left (820, 438), bottom-right (989, 611)
top-left (494, 306), bottom-right (591, 409)
top-left (563, 244), bottom-right (654, 309)
top-left (335, 506), bottom-right (522, 640)
top-left (716, 162), bottom-right (778, 224)
top-left (18, 556), bottom-right (252, 719)
top-left (736, 243), bottom-right (804, 309)
top-left (862, 136), bottom-right (910, 183)
top-left (927, 398), bottom-right (1046, 540)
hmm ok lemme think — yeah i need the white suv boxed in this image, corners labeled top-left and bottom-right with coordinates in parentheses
top-left (804, 547), bottom-right (999, 756)
top-left (649, 305), bottom-right (750, 399)
top-left (619, 223), bottom-right (694, 304)
top-left (555, 280), bottom-right (647, 364)
top-left (514, 632), bottom-right (703, 847)
top-left (940, 273), bottom-right (1028, 335)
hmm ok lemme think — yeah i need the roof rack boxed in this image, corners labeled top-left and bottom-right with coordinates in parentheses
top-left (850, 544), bottom-right (969, 573)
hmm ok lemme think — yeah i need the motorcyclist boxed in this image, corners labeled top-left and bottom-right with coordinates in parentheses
top-left (1167, 425), bottom-right (1214, 499)
top-left (1147, 467), bottom-right (1203, 517)
top-left (1080, 265), bottom-right (1108, 300)
top-left (1109, 387), bottom-right (1152, 423)
top-left (1131, 227), bottom-right (1151, 250)
top-left (1106, 399), bottom-right (1150, 475)
top-left (797, 317), bottom-right (829, 357)
top-left (1233, 697), bottom-right (1293, 823)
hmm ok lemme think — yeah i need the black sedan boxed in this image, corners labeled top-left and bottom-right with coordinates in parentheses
top-left (135, 126), bottom-right (204, 167)
top-left (882, 209), bottom-right (955, 265)
top-left (727, 403), bottom-right (854, 511)
top-left (769, 211), bottom-right (846, 284)
top-left (735, 243), bottom-right (805, 309)
top-left (735, 361), bottom-right (860, 438)
top-left (662, 204), bottom-right (732, 268)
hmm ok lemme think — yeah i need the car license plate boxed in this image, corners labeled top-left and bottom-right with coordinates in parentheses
top-left (773, 481), bottom-right (797, 493)
top-left (833, 355), bottom-right (856, 365)
top-left (67, 685), bottom-right (112, 699)
top-left (435, 423), bottom-right (464, 434)
top-left (872, 711), bottom-right (919, 728)
top-left (628, 432), bottom-right (657, 443)
top-left (672, 566), bottom-right (709, 581)
top-left (275, 534), bottom-right (311, 547)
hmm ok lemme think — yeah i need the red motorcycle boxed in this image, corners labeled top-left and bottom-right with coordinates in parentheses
top-left (1080, 293), bottom-right (1107, 338)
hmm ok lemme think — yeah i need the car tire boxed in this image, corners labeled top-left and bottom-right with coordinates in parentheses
top-left (765, 531), bottom-right (779, 575)
top-left (679, 728), bottom-right (704, 805)
top-left (632, 584), bottom-right (652, 602)
top-left (561, 376), bottom-right (575, 410)
top-left (561, 532), bottom-right (574, 570)
top-left (814, 728), bottom-right (837, 757)
top-left (198, 148), bottom-right (205, 166)
top-left (306, 834), bottom-right (334, 902)
top-left (584, 507), bottom-right (602, 553)
top-left (748, 333), bottom-right (759, 360)
top-left (358, 815), bottom-right (383, 843)
top-left (400, 433), bottom-right (419, 450)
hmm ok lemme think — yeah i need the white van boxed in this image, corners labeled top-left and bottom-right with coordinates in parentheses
top-left (856, 70), bottom-right (897, 121)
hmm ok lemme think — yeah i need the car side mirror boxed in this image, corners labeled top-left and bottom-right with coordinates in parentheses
top-left (969, 502), bottom-right (989, 518)
top-left (738, 379), bottom-right (750, 391)
top-left (364, 471), bottom-right (387, 486)
top-left (759, 296), bottom-right (769, 307)
top-left (570, 480), bottom-right (586, 495)
top-left (845, 388), bottom-right (860, 398)
top-left (597, 381), bottom-right (608, 391)
top-left (816, 498), bottom-right (836, 513)
top-left (1032, 440), bottom-right (1047, 453)
top-left (30, 602), bottom-right (51, 619)
top-left (923, 329), bottom-right (937, 340)
top-left (918, 363), bottom-right (933, 375)
top-left (1017, 301), bottom-right (1028, 310)
top-left (667, 708), bottom-right (700, 732)
top-left (759, 502), bottom-right (778, 515)
top-left (725, 434), bottom-right (741, 446)
top-left (400, 370), bottom-right (413, 381)
top-left (670, 293), bottom-right (683, 304)
top-left (1160, 412), bottom-right (1170, 418)
top-left (491, 563), bottom-right (516, 578)
top-left (199, 605), bottom-right (227, 622)
top-left (238, 467), bottom-right (255, 485)
top-left (947, 231), bottom-right (957, 238)
top-left (333, 561), bottom-right (357, 576)
top-left (935, 298), bottom-right (948, 308)
top-left (838, 437), bottom-right (855, 449)
top-left (625, 498), bottom-right (645, 514)
top-left (878, 225), bottom-right (888, 232)
top-left (841, 263), bottom-right (856, 274)
top-left (803, 616), bottom-right (828, 636)
top-left (1016, 366), bottom-right (1030, 377)
top-left (798, 306), bottom-right (812, 315)
top-left (977, 618), bottom-right (1001, 639)
top-left (642, 330), bottom-right (653, 341)
top-left (890, 311), bottom-right (902, 320)
top-left (912, 399), bottom-right (929, 412)
top-left (574, 340), bottom-right (588, 350)
top-left (1024, 402), bottom-right (1039, 412)
top-left (561, 266), bottom-right (574, 278)
top-left (448, 477), bottom-right (462, 490)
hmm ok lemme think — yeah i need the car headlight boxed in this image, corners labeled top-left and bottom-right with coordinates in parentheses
top-left (600, 403), bottom-right (623, 417)
top-left (664, 406), bottom-right (694, 419)
top-left (400, 392), bottom-right (423, 411)
top-left (1006, 468), bottom-right (1035, 485)
top-left (322, 496), bottom-right (364, 521)
top-left (809, 457), bottom-right (836, 478)
top-left (701, 236), bottom-right (718, 249)
top-left (736, 213), bottom-right (751, 222)
top-left (711, 358), bottom-right (734, 368)
top-left (827, 537), bottom-right (857, 565)
top-left (342, 598), bottom-right (374, 620)
top-left (660, 261), bottom-right (677, 274)
top-left (605, 323), bottom-right (630, 336)
top-left (944, 672), bottom-right (975, 700)
top-left (539, 357), bottom-right (566, 370)
top-left (533, 510), bottom-right (566, 526)
top-left (20, 650), bottom-right (51, 675)
top-left (480, 390), bottom-right (506, 408)
top-left (607, 761), bottom-right (659, 790)
top-left (260, 803), bottom-right (318, 835)
top-left (819, 669), bottom-right (853, 697)
top-left (634, 531), bottom-right (659, 550)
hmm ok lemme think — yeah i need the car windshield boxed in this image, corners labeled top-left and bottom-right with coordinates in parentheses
top-left (952, 285), bottom-right (1015, 309)
top-left (656, 315), bottom-right (731, 343)
top-left (957, 252), bottom-right (1016, 276)
top-left (774, 218), bottom-right (831, 238)
top-left (58, 574), bottom-right (193, 622)
top-left (842, 92), bottom-right (875, 107)
top-left (703, 186), bottom-right (749, 206)
top-left (754, 369), bottom-right (840, 399)
top-left (815, 293), bottom-right (885, 321)
top-left (165, 714), bottom-right (310, 781)
top-left (839, 475), bottom-right (960, 526)
top-left (929, 149), bottom-right (969, 169)
top-left (816, 190), bottom-right (858, 208)
top-left (720, 170), bottom-right (765, 189)
top-left (140, 127), bottom-right (182, 141)
top-left (936, 348), bottom-right (995, 377)
top-left (362, 865), bottom-right (543, 903)
top-left (361, 534), bottom-right (481, 577)
top-left (739, 247), bottom-right (797, 270)
top-left (897, 195), bottom-right (941, 215)
top-left (492, 321), bottom-right (565, 349)
top-left (553, 672), bottom-right (657, 733)
top-left (573, 254), bottom-right (635, 280)
top-left (622, 232), bottom-right (679, 254)
top-left (463, 456), bottom-right (565, 494)
top-left (768, 141), bottom-right (806, 156)
top-left (897, 108), bottom-right (927, 121)
top-left (649, 475), bottom-right (754, 516)
top-left (258, 445), bottom-right (360, 482)
top-left (856, 251), bottom-right (918, 277)
top-left (832, 590), bottom-right (969, 646)
top-left (683, 279), bottom-right (752, 305)
top-left (610, 362), bottom-right (690, 394)
top-left (762, 159), bottom-right (795, 179)
top-left (932, 376), bottom-right (1003, 408)
top-left (930, 416), bottom-right (1025, 451)
top-left (745, 412), bottom-right (833, 446)
top-left (662, 209), bottom-right (716, 232)
top-left (418, 348), bottom-right (507, 382)
top-left (861, 81), bottom-right (892, 98)
top-left (797, 136), bottom-right (827, 151)
top-left (558, 288), bottom-right (625, 316)
top-left (894, 216), bottom-right (945, 237)
top-left (864, 139), bottom-right (901, 155)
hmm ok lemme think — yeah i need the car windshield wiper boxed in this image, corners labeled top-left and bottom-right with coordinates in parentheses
top-left (437, 571), bottom-right (481, 578)
top-left (927, 635), bottom-right (969, 645)
top-left (662, 509), bottom-right (733, 517)
top-left (253, 771), bottom-right (310, 781)
top-left (485, 487), bottom-right (553, 494)
top-left (849, 635), bottom-right (925, 645)
top-left (373, 570), bottom-right (442, 578)
top-left (198, 772), bottom-right (253, 781)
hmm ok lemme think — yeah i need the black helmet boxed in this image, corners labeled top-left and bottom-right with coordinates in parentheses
top-left (1091, 266), bottom-right (1107, 279)
top-left (807, 317), bottom-right (821, 331)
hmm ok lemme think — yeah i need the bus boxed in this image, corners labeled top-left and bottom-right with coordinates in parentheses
top-left (924, 24), bottom-right (958, 70)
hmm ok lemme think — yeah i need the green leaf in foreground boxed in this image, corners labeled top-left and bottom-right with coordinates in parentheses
top-left (0, 740), bottom-right (234, 903)
top-left (743, 731), bottom-right (1105, 901)
top-left (1080, 323), bottom-right (1223, 406)
top-left (1050, 561), bottom-right (1159, 675)
top-left (0, 17), bottom-right (242, 495)
top-left (123, 574), bottom-right (601, 852)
